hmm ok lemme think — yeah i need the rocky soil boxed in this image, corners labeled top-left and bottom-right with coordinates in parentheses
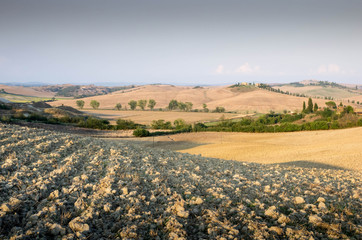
top-left (0, 123), bottom-right (361, 239)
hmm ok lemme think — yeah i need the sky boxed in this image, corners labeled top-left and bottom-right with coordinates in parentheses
top-left (0, 0), bottom-right (361, 86)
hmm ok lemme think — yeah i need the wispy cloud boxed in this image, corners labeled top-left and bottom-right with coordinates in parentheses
top-left (215, 64), bottom-right (224, 74)
top-left (317, 64), bottom-right (343, 74)
top-left (235, 62), bottom-right (260, 74)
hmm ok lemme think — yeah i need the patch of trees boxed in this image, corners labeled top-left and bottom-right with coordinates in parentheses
top-left (127, 99), bottom-right (157, 110)
top-left (115, 119), bottom-right (143, 130)
top-left (213, 106), bottom-right (225, 113)
top-left (167, 100), bottom-right (193, 111)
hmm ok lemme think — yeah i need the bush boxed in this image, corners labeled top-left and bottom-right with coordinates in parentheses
top-left (193, 123), bottom-right (207, 132)
top-left (0, 104), bottom-right (12, 110)
top-left (116, 119), bottom-right (139, 130)
top-left (151, 119), bottom-right (172, 129)
top-left (77, 117), bottom-right (110, 130)
top-left (133, 128), bottom-right (150, 137)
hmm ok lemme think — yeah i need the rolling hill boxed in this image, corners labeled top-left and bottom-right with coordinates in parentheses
top-left (49, 84), bottom-right (336, 113)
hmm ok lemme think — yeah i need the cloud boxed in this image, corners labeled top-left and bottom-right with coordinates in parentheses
top-left (317, 64), bottom-right (342, 74)
top-left (215, 64), bottom-right (224, 74)
top-left (235, 62), bottom-right (260, 74)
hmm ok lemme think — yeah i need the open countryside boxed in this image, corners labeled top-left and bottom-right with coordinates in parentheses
top-left (1, 1), bottom-right (362, 238)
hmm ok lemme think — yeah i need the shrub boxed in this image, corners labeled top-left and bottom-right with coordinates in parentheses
top-left (151, 119), bottom-right (172, 129)
top-left (0, 104), bottom-right (12, 110)
top-left (77, 117), bottom-right (110, 130)
top-left (133, 128), bottom-right (150, 137)
top-left (194, 123), bottom-right (208, 132)
top-left (116, 119), bottom-right (139, 130)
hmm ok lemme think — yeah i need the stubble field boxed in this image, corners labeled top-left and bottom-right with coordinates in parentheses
top-left (120, 127), bottom-right (362, 171)
top-left (82, 109), bottom-right (240, 125)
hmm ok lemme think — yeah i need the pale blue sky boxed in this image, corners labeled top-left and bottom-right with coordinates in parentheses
top-left (0, 0), bottom-right (361, 85)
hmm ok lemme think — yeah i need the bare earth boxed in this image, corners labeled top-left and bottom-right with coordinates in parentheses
top-left (120, 127), bottom-right (362, 171)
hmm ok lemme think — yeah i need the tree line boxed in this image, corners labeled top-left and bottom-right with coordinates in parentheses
top-left (76, 99), bottom-right (226, 112)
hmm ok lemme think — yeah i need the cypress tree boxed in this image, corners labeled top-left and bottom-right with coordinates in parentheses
top-left (302, 101), bottom-right (306, 113)
top-left (307, 98), bottom-right (313, 113)
top-left (314, 103), bottom-right (318, 112)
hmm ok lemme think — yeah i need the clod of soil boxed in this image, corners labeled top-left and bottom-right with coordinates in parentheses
top-left (0, 123), bottom-right (361, 239)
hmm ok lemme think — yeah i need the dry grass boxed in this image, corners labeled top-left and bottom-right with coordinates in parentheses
top-left (278, 85), bottom-right (358, 99)
top-left (122, 127), bottom-right (362, 171)
top-left (49, 84), bottom-right (331, 113)
top-left (81, 109), bottom-right (239, 125)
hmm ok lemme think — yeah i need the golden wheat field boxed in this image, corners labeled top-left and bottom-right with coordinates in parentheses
top-left (119, 127), bottom-right (362, 171)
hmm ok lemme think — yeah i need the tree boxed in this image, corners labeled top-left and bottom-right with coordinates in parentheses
top-left (137, 99), bottom-right (147, 110)
top-left (185, 102), bottom-right (193, 112)
top-left (128, 100), bottom-right (137, 110)
top-left (342, 105), bottom-right (354, 114)
top-left (215, 106), bottom-right (225, 113)
top-left (307, 98), bottom-right (313, 113)
top-left (178, 101), bottom-right (186, 111)
top-left (302, 101), bottom-right (306, 112)
top-left (203, 103), bottom-right (209, 112)
top-left (76, 100), bottom-right (85, 109)
top-left (115, 103), bottom-right (122, 110)
top-left (325, 101), bottom-right (337, 109)
top-left (168, 99), bottom-right (178, 110)
top-left (148, 99), bottom-right (156, 110)
top-left (90, 100), bottom-right (100, 109)
top-left (133, 128), bottom-right (150, 137)
top-left (314, 103), bottom-right (318, 112)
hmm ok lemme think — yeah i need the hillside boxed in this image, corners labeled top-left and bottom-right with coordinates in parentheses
top-left (49, 84), bottom-right (331, 113)
top-left (0, 84), bottom-right (134, 101)
top-left (273, 80), bottom-right (361, 100)
top-left (0, 123), bottom-right (361, 239)
top-left (0, 84), bottom-right (55, 98)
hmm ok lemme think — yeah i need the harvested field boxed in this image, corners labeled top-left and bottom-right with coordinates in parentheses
top-left (0, 123), bottom-right (361, 239)
top-left (82, 109), bottom-right (239, 125)
top-left (121, 127), bottom-right (362, 171)
top-left (49, 84), bottom-right (330, 113)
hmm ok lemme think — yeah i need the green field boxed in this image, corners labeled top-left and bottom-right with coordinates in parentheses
top-left (0, 93), bottom-right (68, 103)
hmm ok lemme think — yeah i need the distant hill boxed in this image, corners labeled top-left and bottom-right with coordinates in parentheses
top-left (0, 84), bottom-right (136, 99)
top-left (272, 80), bottom-right (361, 100)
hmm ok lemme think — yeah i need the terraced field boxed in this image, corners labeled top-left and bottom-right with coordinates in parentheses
top-left (0, 123), bottom-right (361, 239)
